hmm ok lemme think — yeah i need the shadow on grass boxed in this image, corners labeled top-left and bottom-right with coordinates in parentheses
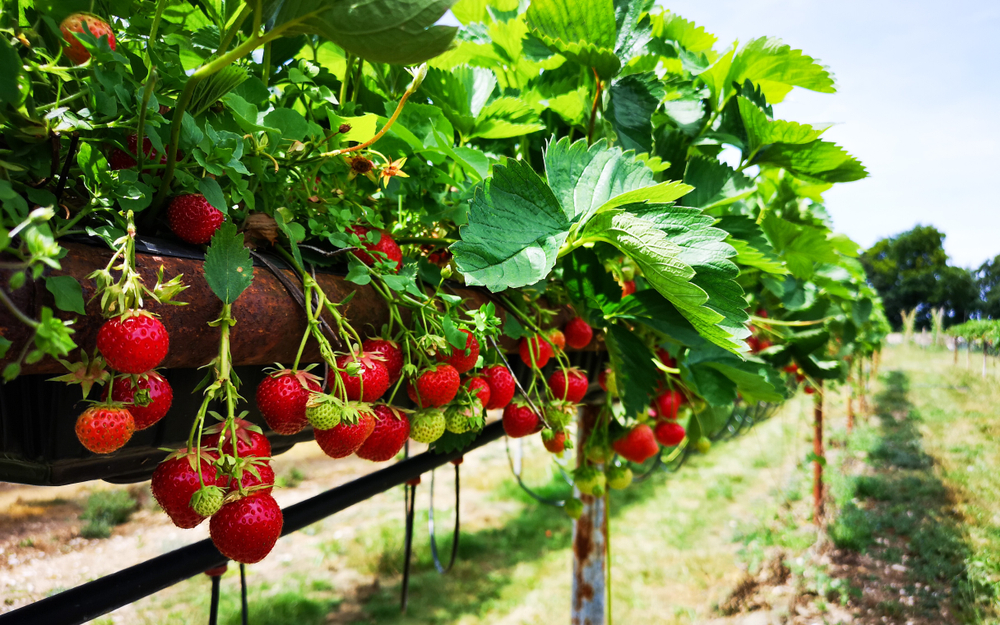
top-left (828, 370), bottom-right (995, 621)
top-left (350, 461), bottom-right (672, 625)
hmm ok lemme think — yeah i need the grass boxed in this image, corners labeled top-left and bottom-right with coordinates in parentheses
top-left (79, 489), bottom-right (138, 539)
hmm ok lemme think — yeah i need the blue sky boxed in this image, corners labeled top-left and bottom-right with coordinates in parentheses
top-left (663, 0), bottom-right (1000, 269)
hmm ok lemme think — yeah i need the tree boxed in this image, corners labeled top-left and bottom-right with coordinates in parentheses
top-left (860, 226), bottom-right (977, 329)
top-left (976, 255), bottom-right (1000, 319)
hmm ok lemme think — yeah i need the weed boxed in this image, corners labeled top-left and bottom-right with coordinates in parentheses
top-left (79, 490), bottom-right (137, 539)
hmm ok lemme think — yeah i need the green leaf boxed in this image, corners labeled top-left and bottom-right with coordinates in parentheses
top-left (738, 96), bottom-right (827, 155)
top-left (606, 72), bottom-right (664, 153)
top-left (198, 177), bottom-right (228, 214)
top-left (264, 0), bottom-right (460, 65)
top-left (606, 323), bottom-right (659, 417)
top-left (442, 316), bottom-right (468, 350)
top-left (451, 159), bottom-right (570, 291)
top-left (714, 215), bottom-right (787, 275)
top-left (526, 0), bottom-right (620, 77)
top-left (0, 336), bottom-right (11, 359)
top-left (472, 97), bottom-right (546, 140)
top-left (682, 157), bottom-right (753, 209)
top-left (754, 140), bottom-right (868, 183)
top-left (729, 37), bottom-right (836, 103)
top-left (543, 137), bottom-right (689, 224)
top-left (0, 36), bottom-right (21, 106)
top-left (760, 214), bottom-right (840, 278)
top-left (263, 108), bottom-right (309, 143)
top-left (613, 0), bottom-right (652, 63)
top-left (579, 205), bottom-right (749, 353)
top-left (203, 223), bottom-right (253, 305)
top-left (562, 247), bottom-right (619, 319)
top-left (45, 275), bottom-right (85, 315)
top-left (650, 11), bottom-right (717, 53)
top-left (604, 290), bottom-right (703, 346)
top-left (503, 313), bottom-right (527, 340)
top-left (420, 66), bottom-right (496, 138)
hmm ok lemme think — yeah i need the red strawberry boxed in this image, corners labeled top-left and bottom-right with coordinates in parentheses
top-left (256, 370), bottom-right (322, 435)
top-left (333, 353), bottom-right (390, 402)
top-left (60, 13), bottom-right (116, 65)
top-left (151, 449), bottom-right (224, 529)
top-left (167, 194), bottom-right (225, 245)
top-left (109, 134), bottom-right (170, 172)
top-left (547, 328), bottom-right (566, 351)
top-left (564, 317), bottom-right (593, 349)
top-left (543, 431), bottom-right (567, 454)
top-left (202, 420), bottom-right (271, 459)
top-left (656, 348), bottom-right (676, 369)
top-left (362, 338), bottom-right (403, 384)
top-left (654, 421), bottom-right (686, 447)
top-left (226, 460), bottom-right (275, 495)
top-left (482, 365), bottom-right (516, 410)
top-left (97, 312), bottom-right (169, 374)
top-left (783, 364), bottom-right (798, 374)
top-left (314, 411), bottom-right (376, 458)
top-left (519, 335), bottom-right (552, 368)
top-left (613, 425), bottom-right (659, 463)
top-left (621, 280), bottom-right (636, 297)
top-left (210, 493), bottom-right (283, 564)
top-left (407, 364), bottom-right (460, 408)
top-left (548, 368), bottom-right (588, 403)
top-left (75, 405), bottom-right (135, 453)
top-left (804, 385), bottom-right (816, 395)
top-left (502, 401), bottom-right (539, 438)
top-left (438, 329), bottom-right (480, 373)
top-left (465, 377), bottom-right (491, 407)
top-left (355, 405), bottom-right (410, 462)
top-left (111, 371), bottom-right (173, 430)
top-left (654, 390), bottom-right (684, 421)
top-left (348, 225), bottom-right (402, 272)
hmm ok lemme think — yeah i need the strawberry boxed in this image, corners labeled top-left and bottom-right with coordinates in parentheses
top-left (333, 353), bottom-right (390, 402)
top-left (60, 13), bottom-right (115, 65)
top-left (210, 493), bottom-right (283, 564)
top-left (356, 405), bottom-right (410, 462)
top-left (348, 225), bottom-right (402, 272)
top-left (574, 467), bottom-right (606, 496)
top-left (547, 328), bottom-right (566, 351)
top-left (564, 317), bottom-right (593, 349)
top-left (151, 449), bottom-right (224, 529)
top-left (542, 430), bottom-right (567, 454)
top-left (167, 194), bottom-right (225, 245)
top-left (548, 368), bottom-right (588, 403)
top-left (656, 348), bottom-right (676, 369)
top-left (695, 437), bottom-right (712, 454)
top-left (306, 394), bottom-right (342, 430)
top-left (783, 364), bottom-right (798, 374)
top-left (653, 421), bottom-right (686, 447)
top-left (613, 425), bottom-right (659, 464)
top-left (804, 385), bottom-right (816, 395)
top-left (502, 401), bottom-right (539, 438)
top-left (519, 335), bottom-right (552, 368)
top-left (464, 377), bottom-right (491, 407)
top-left (437, 329), bottom-right (480, 374)
top-left (97, 311), bottom-right (169, 374)
top-left (75, 405), bottom-right (135, 453)
top-left (108, 134), bottom-right (170, 172)
top-left (189, 486), bottom-right (224, 517)
top-left (111, 371), bottom-right (173, 430)
top-left (564, 498), bottom-right (584, 519)
top-left (606, 465), bottom-right (633, 490)
top-left (621, 280), bottom-right (636, 297)
top-left (444, 401), bottom-right (482, 434)
top-left (314, 410), bottom-right (376, 458)
top-left (226, 459), bottom-right (275, 495)
top-left (202, 419), bottom-right (271, 459)
top-left (407, 364), bottom-right (460, 408)
top-left (545, 400), bottom-right (576, 430)
top-left (654, 390), bottom-right (684, 421)
top-left (409, 408), bottom-right (446, 443)
top-left (256, 370), bottom-right (322, 435)
top-left (362, 338), bottom-right (403, 384)
top-left (598, 369), bottom-right (617, 396)
top-left (482, 365), bottom-right (515, 410)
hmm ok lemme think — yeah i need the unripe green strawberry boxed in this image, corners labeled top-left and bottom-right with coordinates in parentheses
top-left (444, 401), bottom-right (481, 434)
top-left (564, 498), bottom-right (584, 520)
top-left (575, 467), bottom-right (606, 496)
top-left (306, 395), bottom-right (342, 430)
top-left (606, 465), bottom-right (633, 490)
top-left (696, 436), bottom-right (712, 454)
top-left (586, 444), bottom-right (611, 464)
top-left (189, 485), bottom-right (224, 517)
top-left (409, 409), bottom-right (446, 443)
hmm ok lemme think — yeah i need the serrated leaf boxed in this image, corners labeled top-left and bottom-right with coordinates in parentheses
top-left (714, 215), bottom-right (787, 275)
top-left (526, 0), bottom-right (620, 77)
top-left (604, 290), bottom-right (703, 346)
top-left (263, 0), bottom-right (460, 65)
top-left (682, 157), bottom-right (753, 209)
top-left (737, 96), bottom-right (827, 155)
top-left (606, 323), bottom-right (659, 417)
top-left (760, 214), bottom-right (840, 278)
top-left (606, 72), bottom-right (664, 153)
top-left (728, 37), bottom-right (836, 103)
top-left (420, 66), bottom-right (497, 139)
top-left (451, 159), bottom-right (571, 291)
top-left (45, 275), bottom-right (85, 315)
top-left (472, 97), bottom-right (546, 139)
top-left (754, 140), bottom-right (868, 183)
top-left (613, 0), bottom-right (652, 63)
top-left (562, 247), bottom-right (619, 320)
top-left (650, 11), bottom-right (717, 53)
top-left (198, 177), bottom-right (227, 214)
top-left (0, 36), bottom-right (21, 106)
top-left (203, 223), bottom-right (253, 305)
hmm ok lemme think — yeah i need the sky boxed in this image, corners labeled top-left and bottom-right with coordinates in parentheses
top-left (662, 0), bottom-right (1000, 269)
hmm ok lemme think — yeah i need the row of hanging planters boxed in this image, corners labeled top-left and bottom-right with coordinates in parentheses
top-left (0, 0), bottom-right (889, 569)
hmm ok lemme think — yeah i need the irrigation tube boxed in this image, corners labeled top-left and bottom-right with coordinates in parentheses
top-left (0, 421), bottom-right (505, 625)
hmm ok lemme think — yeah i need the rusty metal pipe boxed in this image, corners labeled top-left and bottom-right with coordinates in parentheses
top-left (572, 403), bottom-right (607, 625)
